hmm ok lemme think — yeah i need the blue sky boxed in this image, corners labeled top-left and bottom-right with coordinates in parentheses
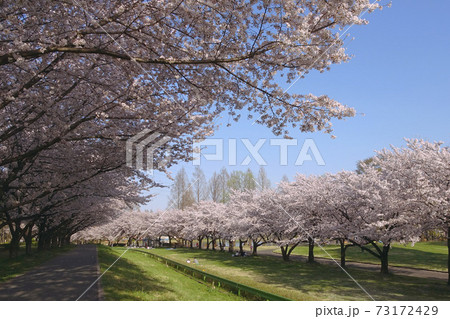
top-left (144, 0), bottom-right (450, 211)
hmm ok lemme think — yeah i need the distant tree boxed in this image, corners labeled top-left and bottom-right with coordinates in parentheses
top-left (256, 167), bottom-right (271, 190)
top-left (355, 157), bottom-right (379, 174)
top-left (169, 167), bottom-right (195, 210)
top-left (218, 168), bottom-right (230, 203)
top-left (243, 168), bottom-right (257, 190)
top-left (192, 167), bottom-right (207, 203)
top-left (228, 170), bottom-right (244, 192)
top-left (208, 172), bottom-right (221, 203)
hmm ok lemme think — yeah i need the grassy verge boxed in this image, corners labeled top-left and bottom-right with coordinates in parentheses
top-left (149, 247), bottom-right (450, 301)
top-left (0, 245), bottom-right (74, 282)
top-left (262, 242), bottom-right (448, 272)
top-left (97, 245), bottom-right (243, 300)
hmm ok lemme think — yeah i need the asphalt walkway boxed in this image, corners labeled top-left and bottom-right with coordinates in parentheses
top-left (0, 245), bottom-right (102, 301)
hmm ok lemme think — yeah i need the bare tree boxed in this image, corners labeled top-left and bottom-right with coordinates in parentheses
top-left (169, 167), bottom-right (195, 210)
top-left (256, 167), bottom-right (271, 190)
top-left (192, 166), bottom-right (207, 203)
top-left (208, 172), bottom-right (221, 203)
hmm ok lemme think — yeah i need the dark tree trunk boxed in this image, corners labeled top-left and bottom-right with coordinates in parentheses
top-left (44, 235), bottom-right (51, 250)
top-left (212, 238), bottom-right (216, 251)
top-left (8, 221), bottom-right (23, 258)
top-left (219, 239), bottom-right (224, 251)
top-left (307, 237), bottom-right (315, 263)
top-left (228, 240), bottom-right (234, 252)
top-left (190, 240), bottom-right (193, 248)
top-left (198, 237), bottom-right (203, 249)
top-left (252, 240), bottom-right (258, 255)
top-left (339, 239), bottom-right (346, 267)
top-left (280, 245), bottom-right (289, 261)
top-left (63, 235), bottom-right (71, 246)
top-left (380, 244), bottom-right (390, 275)
top-left (239, 239), bottom-right (244, 255)
top-left (25, 227), bottom-right (33, 256)
top-left (206, 237), bottom-right (210, 250)
top-left (51, 235), bottom-right (59, 248)
top-left (447, 226), bottom-right (450, 285)
top-left (9, 231), bottom-right (21, 258)
top-left (37, 233), bottom-right (45, 251)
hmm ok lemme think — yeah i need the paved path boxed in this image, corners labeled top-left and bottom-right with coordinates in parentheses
top-left (257, 249), bottom-right (448, 281)
top-left (0, 245), bottom-right (102, 301)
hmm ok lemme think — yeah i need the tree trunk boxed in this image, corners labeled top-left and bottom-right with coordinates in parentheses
top-left (339, 239), bottom-right (346, 268)
top-left (380, 244), bottom-right (390, 275)
top-left (37, 235), bottom-right (44, 251)
top-left (447, 226), bottom-right (450, 285)
top-left (64, 235), bottom-right (71, 246)
top-left (198, 237), bottom-right (203, 249)
top-left (307, 237), bottom-right (315, 263)
top-left (51, 235), bottom-right (59, 248)
top-left (280, 245), bottom-right (289, 261)
top-left (212, 238), bottom-right (216, 251)
top-left (8, 221), bottom-right (23, 258)
top-left (252, 240), bottom-right (258, 255)
top-left (9, 231), bottom-right (21, 258)
top-left (239, 239), bottom-right (244, 255)
top-left (25, 227), bottom-right (33, 256)
top-left (228, 240), bottom-right (234, 252)
top-left (206, 237), bottom-right (210, 250)
top-left (43, 235), bottom-right (51, 250)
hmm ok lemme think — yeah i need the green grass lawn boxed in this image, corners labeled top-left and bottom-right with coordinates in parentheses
top-left (0, 244), bottom-right (74, 282)
top-left (149, 247), bottom-right (450, 301)
top-left (263, 241), bottom-right (448, 272)
top-left (97, 245), bottom-right (243, 300)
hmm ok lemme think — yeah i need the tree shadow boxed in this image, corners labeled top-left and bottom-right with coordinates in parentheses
top-left (99, 247), bottom-right (176, 301)
top-left (152, 248), bottom-right (450, 301)
top-left (0, 245), bottom-right (96, 300)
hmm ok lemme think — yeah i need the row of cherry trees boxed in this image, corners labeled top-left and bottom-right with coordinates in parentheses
top-left (1, 0), bottom-right (384, 257)
top-left (76, 139), bottom-right (449, 281)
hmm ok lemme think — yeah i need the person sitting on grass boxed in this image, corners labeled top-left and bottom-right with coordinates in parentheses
top-left (194, 258), bottom-right (199, 265)
top-left (186, 258), bottom-right (191, 264)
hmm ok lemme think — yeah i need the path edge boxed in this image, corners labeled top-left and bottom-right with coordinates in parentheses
top-left (95, 245), bottom-right (105, 301)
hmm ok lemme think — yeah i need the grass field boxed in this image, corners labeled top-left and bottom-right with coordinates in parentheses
top-left (148, 247), bottom-right (450, 301)
top-left (262, 241), bottom-right (448, 272)
top-left (0, 245), bottom-right (74, 282)
top-left (97, 245), bottom-right (243, 300)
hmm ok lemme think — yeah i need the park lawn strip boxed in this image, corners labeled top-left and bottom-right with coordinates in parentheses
top-left (0, 245), bottom-right (74, 282)
top-left (97, 245), bottom-right (242, 301)
top-left (150, 248), bottom-right (450, 301)
top-left (269, 241), bottom-right (447, 272)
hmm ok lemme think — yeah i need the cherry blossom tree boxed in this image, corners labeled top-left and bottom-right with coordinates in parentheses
top-left (370, 139), bottom-right (450, 280)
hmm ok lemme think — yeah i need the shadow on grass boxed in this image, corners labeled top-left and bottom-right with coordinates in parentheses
top-left (98, 246), bottom-right (175, 300)
top-left (290, 242), bottom-right (447, 272)
top-left (151, 248), bottom-right (450, 301)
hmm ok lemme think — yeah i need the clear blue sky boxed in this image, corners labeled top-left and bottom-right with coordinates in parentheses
top-left (144, 0), bottom-right (450, 211)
